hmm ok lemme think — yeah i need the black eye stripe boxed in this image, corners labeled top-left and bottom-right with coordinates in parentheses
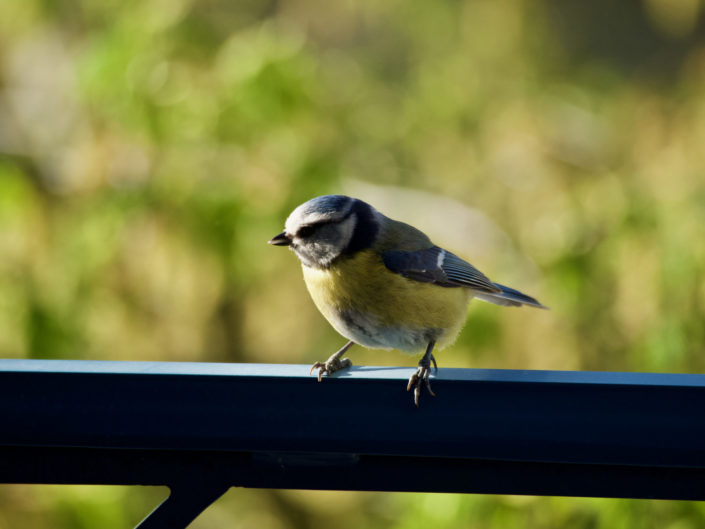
top-left (297, 225), bottom-right (316, 238)
top-left (297, 209), bottom-right (355, 238)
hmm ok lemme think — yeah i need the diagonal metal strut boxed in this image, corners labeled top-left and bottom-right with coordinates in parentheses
top-left (136, 481), bottom-right (230, 529)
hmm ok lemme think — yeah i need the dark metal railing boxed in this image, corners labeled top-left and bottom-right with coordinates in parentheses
top-left (1, 360), bottom-right (704, 527)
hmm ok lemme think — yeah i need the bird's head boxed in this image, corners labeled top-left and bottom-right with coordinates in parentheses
top-left (269, 195), bottom-right (378, 268)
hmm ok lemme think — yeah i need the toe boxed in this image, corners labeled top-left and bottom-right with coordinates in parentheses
top-left (309, 362), bottom-right (323, 376)
top-left (407, 365), bottom-right (437, 406)
top-left (414, 385), bottom-right (421, 407)
top-left (407, 372), bottom-right (418, 392)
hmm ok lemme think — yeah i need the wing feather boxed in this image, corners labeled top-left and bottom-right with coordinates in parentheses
top-left (477, 283), bottom-right (548, 309)
top-left (382, 246), bottom-right (500, 293)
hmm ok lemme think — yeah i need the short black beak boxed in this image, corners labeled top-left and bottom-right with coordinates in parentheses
top-left (268, 231), bottom-right (291, 246)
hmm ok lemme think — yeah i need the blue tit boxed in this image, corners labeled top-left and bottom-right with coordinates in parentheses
top-left (269, 194), bottom-right (547, 406)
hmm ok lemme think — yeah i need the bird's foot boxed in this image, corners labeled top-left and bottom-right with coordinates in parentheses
top-left (310, 356), bottom-right (352, 382)
top-left (407, 359), bottom-right (436, 407)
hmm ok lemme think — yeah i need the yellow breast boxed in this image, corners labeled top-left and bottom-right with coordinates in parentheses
top-left (302, 249), bottom-right (472, 351)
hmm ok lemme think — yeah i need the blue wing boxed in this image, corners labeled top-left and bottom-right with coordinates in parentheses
top-left (382, 246), bottom-right (501, 293)
top-left (382, 246), bottom-right (548, 308)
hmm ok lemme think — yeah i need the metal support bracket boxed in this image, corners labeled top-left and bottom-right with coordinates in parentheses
top-left (136, 481), bottom-right (230, 529)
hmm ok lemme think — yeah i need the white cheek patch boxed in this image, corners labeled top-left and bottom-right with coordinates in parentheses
top-left (314, 214), bottom-right (355, 266)
top-left (336, 213), bottom-right (357, 250)
top-left (310, 241), bottom-right (336, 266)
top-left (291, 213), bottom-right (358, 268)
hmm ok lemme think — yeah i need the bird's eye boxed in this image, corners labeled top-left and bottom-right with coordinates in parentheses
top-left (297, 225), bottom-right (315, 238)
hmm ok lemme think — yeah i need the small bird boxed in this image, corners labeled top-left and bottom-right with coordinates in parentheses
top-left (269, 195), bottom-right (547, 406)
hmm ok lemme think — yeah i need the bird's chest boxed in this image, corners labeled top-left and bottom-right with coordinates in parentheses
top-left (302, 251), bottom-right (388, 320)
top-left (301, 250), bottom-right (471, 351)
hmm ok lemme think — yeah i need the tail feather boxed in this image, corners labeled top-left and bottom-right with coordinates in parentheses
top-left (475, 283), bottom-right (548, 309)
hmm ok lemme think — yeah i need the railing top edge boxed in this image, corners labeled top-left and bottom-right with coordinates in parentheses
top-left (0, 359), bottom-right (704, 387)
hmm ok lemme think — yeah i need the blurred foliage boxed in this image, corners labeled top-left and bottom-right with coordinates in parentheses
top-left (1, 0), bottom-right (705, 527)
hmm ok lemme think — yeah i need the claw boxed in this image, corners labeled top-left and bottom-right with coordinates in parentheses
top-left (406, 375), bottom-right (415, 392)
top-left (407, 363), bottom-right (435, 407)
top-left (309, 357), bottom-right (352, 382)
top-left (310, 361), bottom-right (327, 381)
top-left (310, 341), bottom-right (355, 382)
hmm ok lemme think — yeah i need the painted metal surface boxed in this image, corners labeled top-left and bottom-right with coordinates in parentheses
top-left (1, 360), bottom-right (704, 527)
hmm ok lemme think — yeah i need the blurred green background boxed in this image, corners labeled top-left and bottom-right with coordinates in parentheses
top-left (1, 0), bottom-right (705, 527)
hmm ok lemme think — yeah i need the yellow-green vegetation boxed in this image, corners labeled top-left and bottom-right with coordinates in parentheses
top-left (1, 0), bottom-right (704, 527)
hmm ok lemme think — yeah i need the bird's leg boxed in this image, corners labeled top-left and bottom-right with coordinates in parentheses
top-left (310, 341), bottom-right (355, 382)
top-left (407, 340), bottom-right (437, 407)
